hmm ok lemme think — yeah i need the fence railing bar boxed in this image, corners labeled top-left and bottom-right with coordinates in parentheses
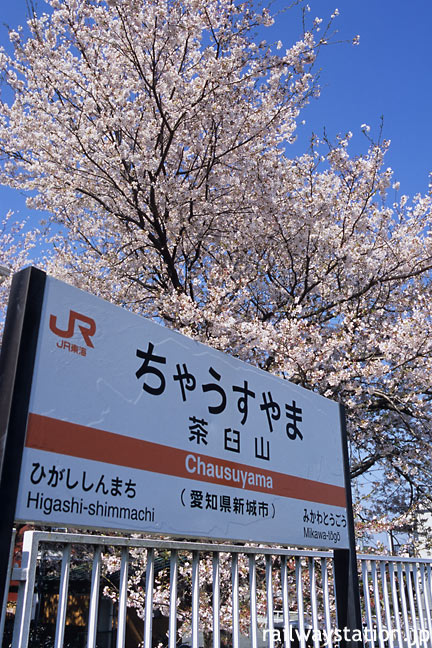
top-left (332, 554), bottom-right (339, 632)
top-left (232, 553), bottom-right (240, 648)
top-left (414, 563), bottom-right (428, 648)
top-left (281, 556), bottom-right (292, 648)
top-left (11, 531), bottom-right (39, 648)
top-left (168, 550), bottom-right (178, 648)
top-left (361, 561), bottom-right (374, 648)
top-left (87, 545), bottom-right (102, 648)
top-left (359, 553), bottom-right (432, 565)
top-left (116, 546), bottom-right (129, 648)
top-left (428, 566), bottom-right (432, 603)
top-left (379, 561), bottom-right (394, 648)
top-left (249, 554), bottom-right (258, 648)
top-left (419, 563), bottom-right (432, 648)
top-left (321, 558), bottom-right (333, 648)
top-left (428, 566), bottom-right (432, 648)
top-left (308, 558), bottom-right (320, 648)
top-left (397, 562), bottom-right (411, 645)
top-left (143, 548), bottom-right (155, 648)
top-left (427, 564), bottom-right (432, 646)
top-left (388, 562), bottom-right (403, 648)
top-left (265, 555), bottom-right (275, 648)
top-left (406, 564), bottom-right (421, 648)
top-left (371, 560), bottom-right (385, 648)
top-left (54, 543), bottom-right (71, 648)
top-left (212, 552), bottom-right (220, 648)
top-left (11, 531), bottom-right (338, 557)
top-left (295, 557), bottom-right (306, 648)
top-left (191, 550), bottom-right (199, 648)
top-left (12, 531), bottom-right (432, 565)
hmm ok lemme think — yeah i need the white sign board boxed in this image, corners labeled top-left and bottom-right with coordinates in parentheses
top-left (15, 276), bottom-right (349, 548)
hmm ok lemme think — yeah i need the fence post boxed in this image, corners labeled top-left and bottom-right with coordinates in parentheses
top-left (334, 405), bottom-right (363, 648)
top-left (11, 530), bottom-right (39, 648)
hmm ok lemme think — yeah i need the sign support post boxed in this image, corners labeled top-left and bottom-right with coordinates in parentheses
top-left (333, 404), bottom-right (363, 648)
top-left (0, 268), bottom-right (46, 612)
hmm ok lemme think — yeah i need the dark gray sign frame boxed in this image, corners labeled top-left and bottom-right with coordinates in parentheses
top-left (0, 267), bottom-right (46, 610)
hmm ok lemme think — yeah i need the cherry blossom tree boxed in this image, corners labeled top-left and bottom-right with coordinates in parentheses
top-left (3, 0), bottom-right (432, 639)
top-left (1, 0), bottom-right (432, 529)
top-left (0, 211), bottom-right (39, 336)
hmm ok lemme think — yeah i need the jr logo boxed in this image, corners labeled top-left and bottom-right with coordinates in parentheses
top-left (49, 310), bottom-right (96, 348)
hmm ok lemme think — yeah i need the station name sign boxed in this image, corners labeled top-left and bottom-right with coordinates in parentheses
top-left (9, 271), bottom-right (349, 548)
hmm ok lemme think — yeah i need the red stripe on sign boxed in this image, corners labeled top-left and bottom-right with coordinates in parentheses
top-left (25, 413), bottom-right (346, 507)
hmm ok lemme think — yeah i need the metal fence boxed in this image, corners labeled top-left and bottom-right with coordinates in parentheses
top-left (360, 554), bottom-right (432, 648)
top-left (1, 530), bottom-right (432, 648)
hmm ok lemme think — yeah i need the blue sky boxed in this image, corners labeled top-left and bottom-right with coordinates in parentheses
top-left (1, 0), bottom-right (432, 225)
top-left (271, 0), bottom-right (432, 198)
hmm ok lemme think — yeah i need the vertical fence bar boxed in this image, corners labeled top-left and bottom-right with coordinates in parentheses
top-left (249, 554), bottom-right (258, 648)
top-left (168, 550), bottom-right (178, 648)
top-left (11, 531), bottom-right (39, 648)
top-left (321, 558), bottom-right (333, 648)
top-left (191, 551), bottom-right (199, 648)
top-left (116, 547), bottom-right (129, 648)
top-left (308, 558), bottom-right (320, 648)
top-left (397, 562), bottom-right (411, 645)
top-left (429, 567), bottom-right (432, 648)
top-left (295, 557), bottom-right (306, 648)
top-left (54, 543), bottom-right (71, 648)
top-left (281, 556), bottom-right (292, 648)
top-left (413, 563), bottom-right (428, 648)
top-left (361, 561), bottom-right (374, 648)
top-left (371, 560), bottom-right (385, 648)
top-left (427, 565), bottom-right (432, 648)
top-left (212, 552), bottom-right (220, 648)
top-left (87, 545), bottom-right (102, 648)
top-left (427, 566), bottom-right (432, 603)
top-left (406, 564), bottom-right (420, 648)
top-left (388, 562), bottom-right (403, 648)
top-left (420, 563), bottom-right (432, 646)
top-left (143, 548), bottom-right (155, 648)
top-left (232, 553), bottom-right (240, 648)
top-left (379, 561), bottom-right (394, 648)
top-left (266, 555), bottom-right (275, 648)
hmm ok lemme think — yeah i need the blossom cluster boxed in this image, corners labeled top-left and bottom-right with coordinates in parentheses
top-left (1, 0), bottom-right (431, 542)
